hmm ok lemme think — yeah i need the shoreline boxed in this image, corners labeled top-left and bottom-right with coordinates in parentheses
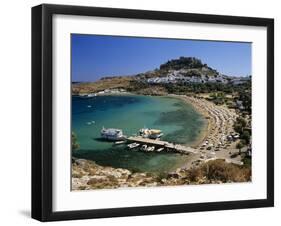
top-left (169, 94), bottom-right (241, 169)
top-left (171, 95), bottom-right (210, 148)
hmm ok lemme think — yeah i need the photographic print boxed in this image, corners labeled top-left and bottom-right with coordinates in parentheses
top-left (71, 35), bottom-right (252, 190)
top-left (32, 4), bottom-right (274, 221)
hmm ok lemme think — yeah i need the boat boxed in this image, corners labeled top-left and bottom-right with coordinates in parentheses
top-left (146, 146), bottom-right (155, 152)
top-left (127, 143), bottom-right (140, 149)
top-left (100, 127), bottom-right (125, 141)
top-left (156, 147), bottom-right (164, 152)
top-left (140, 144), bottom-right (148, 151)
top-left (139, 127), bottom-right (163, 139)
top-left (114, 140), bottom-right (126, 145)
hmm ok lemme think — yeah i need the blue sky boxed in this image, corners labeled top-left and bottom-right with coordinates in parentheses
top-left (71, 34), bottom-right (251, 82)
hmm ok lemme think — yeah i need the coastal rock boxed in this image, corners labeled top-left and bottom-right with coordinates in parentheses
top-left (72, 158), bottom-right (251, 190)
top-left (72, 158), bottom-right (160, 190)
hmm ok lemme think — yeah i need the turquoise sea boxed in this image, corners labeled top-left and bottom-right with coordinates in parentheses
top-left (72, 95), bottom-right (206, 174)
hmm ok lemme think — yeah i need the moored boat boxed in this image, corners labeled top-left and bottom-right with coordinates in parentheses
top-left (139, 127), bottom-right (163, 139)
top-left (156, 147), bottom-right (164, 152)
top-left (100, 127), bottom-right (125, 141)
top-left (127, 142), bottom-right (140, 149)
top-left (140, 144), bottom-right (148, 151)
top-left (114, 140), bottom-right (126, 145)
top-left (146, 146), bottom-right (155, 152)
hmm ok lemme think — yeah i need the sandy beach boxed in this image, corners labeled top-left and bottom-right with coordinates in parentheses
top-left (169, 94), bottom-right (243, 169)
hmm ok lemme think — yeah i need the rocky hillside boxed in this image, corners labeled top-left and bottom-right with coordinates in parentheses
top-left (72, 76), bottom-right (133, 95)
top-left (72, 158), bottom-right (251, 190)
top-left (160, 57), bottom-right (206, 70)
top-left (136, 57), bottom-right (232, 85)
top-left (136, 57), bottom-right (220, 79)
top-left (72, 158), bottom-right (158, 190)
top-left (72, 57), bottom-right (250, 95)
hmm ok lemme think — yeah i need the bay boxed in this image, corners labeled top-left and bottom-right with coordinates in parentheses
top-left (72, 94), bottom-right (206, 174)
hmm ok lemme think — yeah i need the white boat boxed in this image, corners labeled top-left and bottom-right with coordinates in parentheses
top-left (156, 147), bottom-right (164, 152)
top-left (139, 127), bottom-right (163, 139)
top-left (146, 146), bottom-right (155, 152)
top-left (140, 144), bottom-right (148, 151)
top-left (127, 143), bottom-right (140, 149)
top-left (100, 127), bottom-right (125, 141)
top-left (114, 140), bottom-right (126, 145)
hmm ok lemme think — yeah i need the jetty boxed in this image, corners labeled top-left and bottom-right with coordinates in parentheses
top-left (126, 136), bottom-right (197, 154)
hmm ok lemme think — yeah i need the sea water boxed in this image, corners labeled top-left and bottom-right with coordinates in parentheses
top-left (72, 95), bottom-right (206, 174)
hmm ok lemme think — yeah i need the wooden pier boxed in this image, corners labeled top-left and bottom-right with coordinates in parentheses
top-left (126, 136), bottom-right (197, 154)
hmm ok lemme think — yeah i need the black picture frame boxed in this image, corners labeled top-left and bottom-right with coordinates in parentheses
top-left (32, 4), bottom-right (274, 222)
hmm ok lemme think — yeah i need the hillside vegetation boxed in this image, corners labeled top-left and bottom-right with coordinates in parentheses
top-left (72, 158), bottom-right (251, 190)
top-left (72, 76), bottom-right (133, 95)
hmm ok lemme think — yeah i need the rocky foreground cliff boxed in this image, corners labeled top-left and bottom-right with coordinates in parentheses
top-left (72, 158), bottom-right (251, 190)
